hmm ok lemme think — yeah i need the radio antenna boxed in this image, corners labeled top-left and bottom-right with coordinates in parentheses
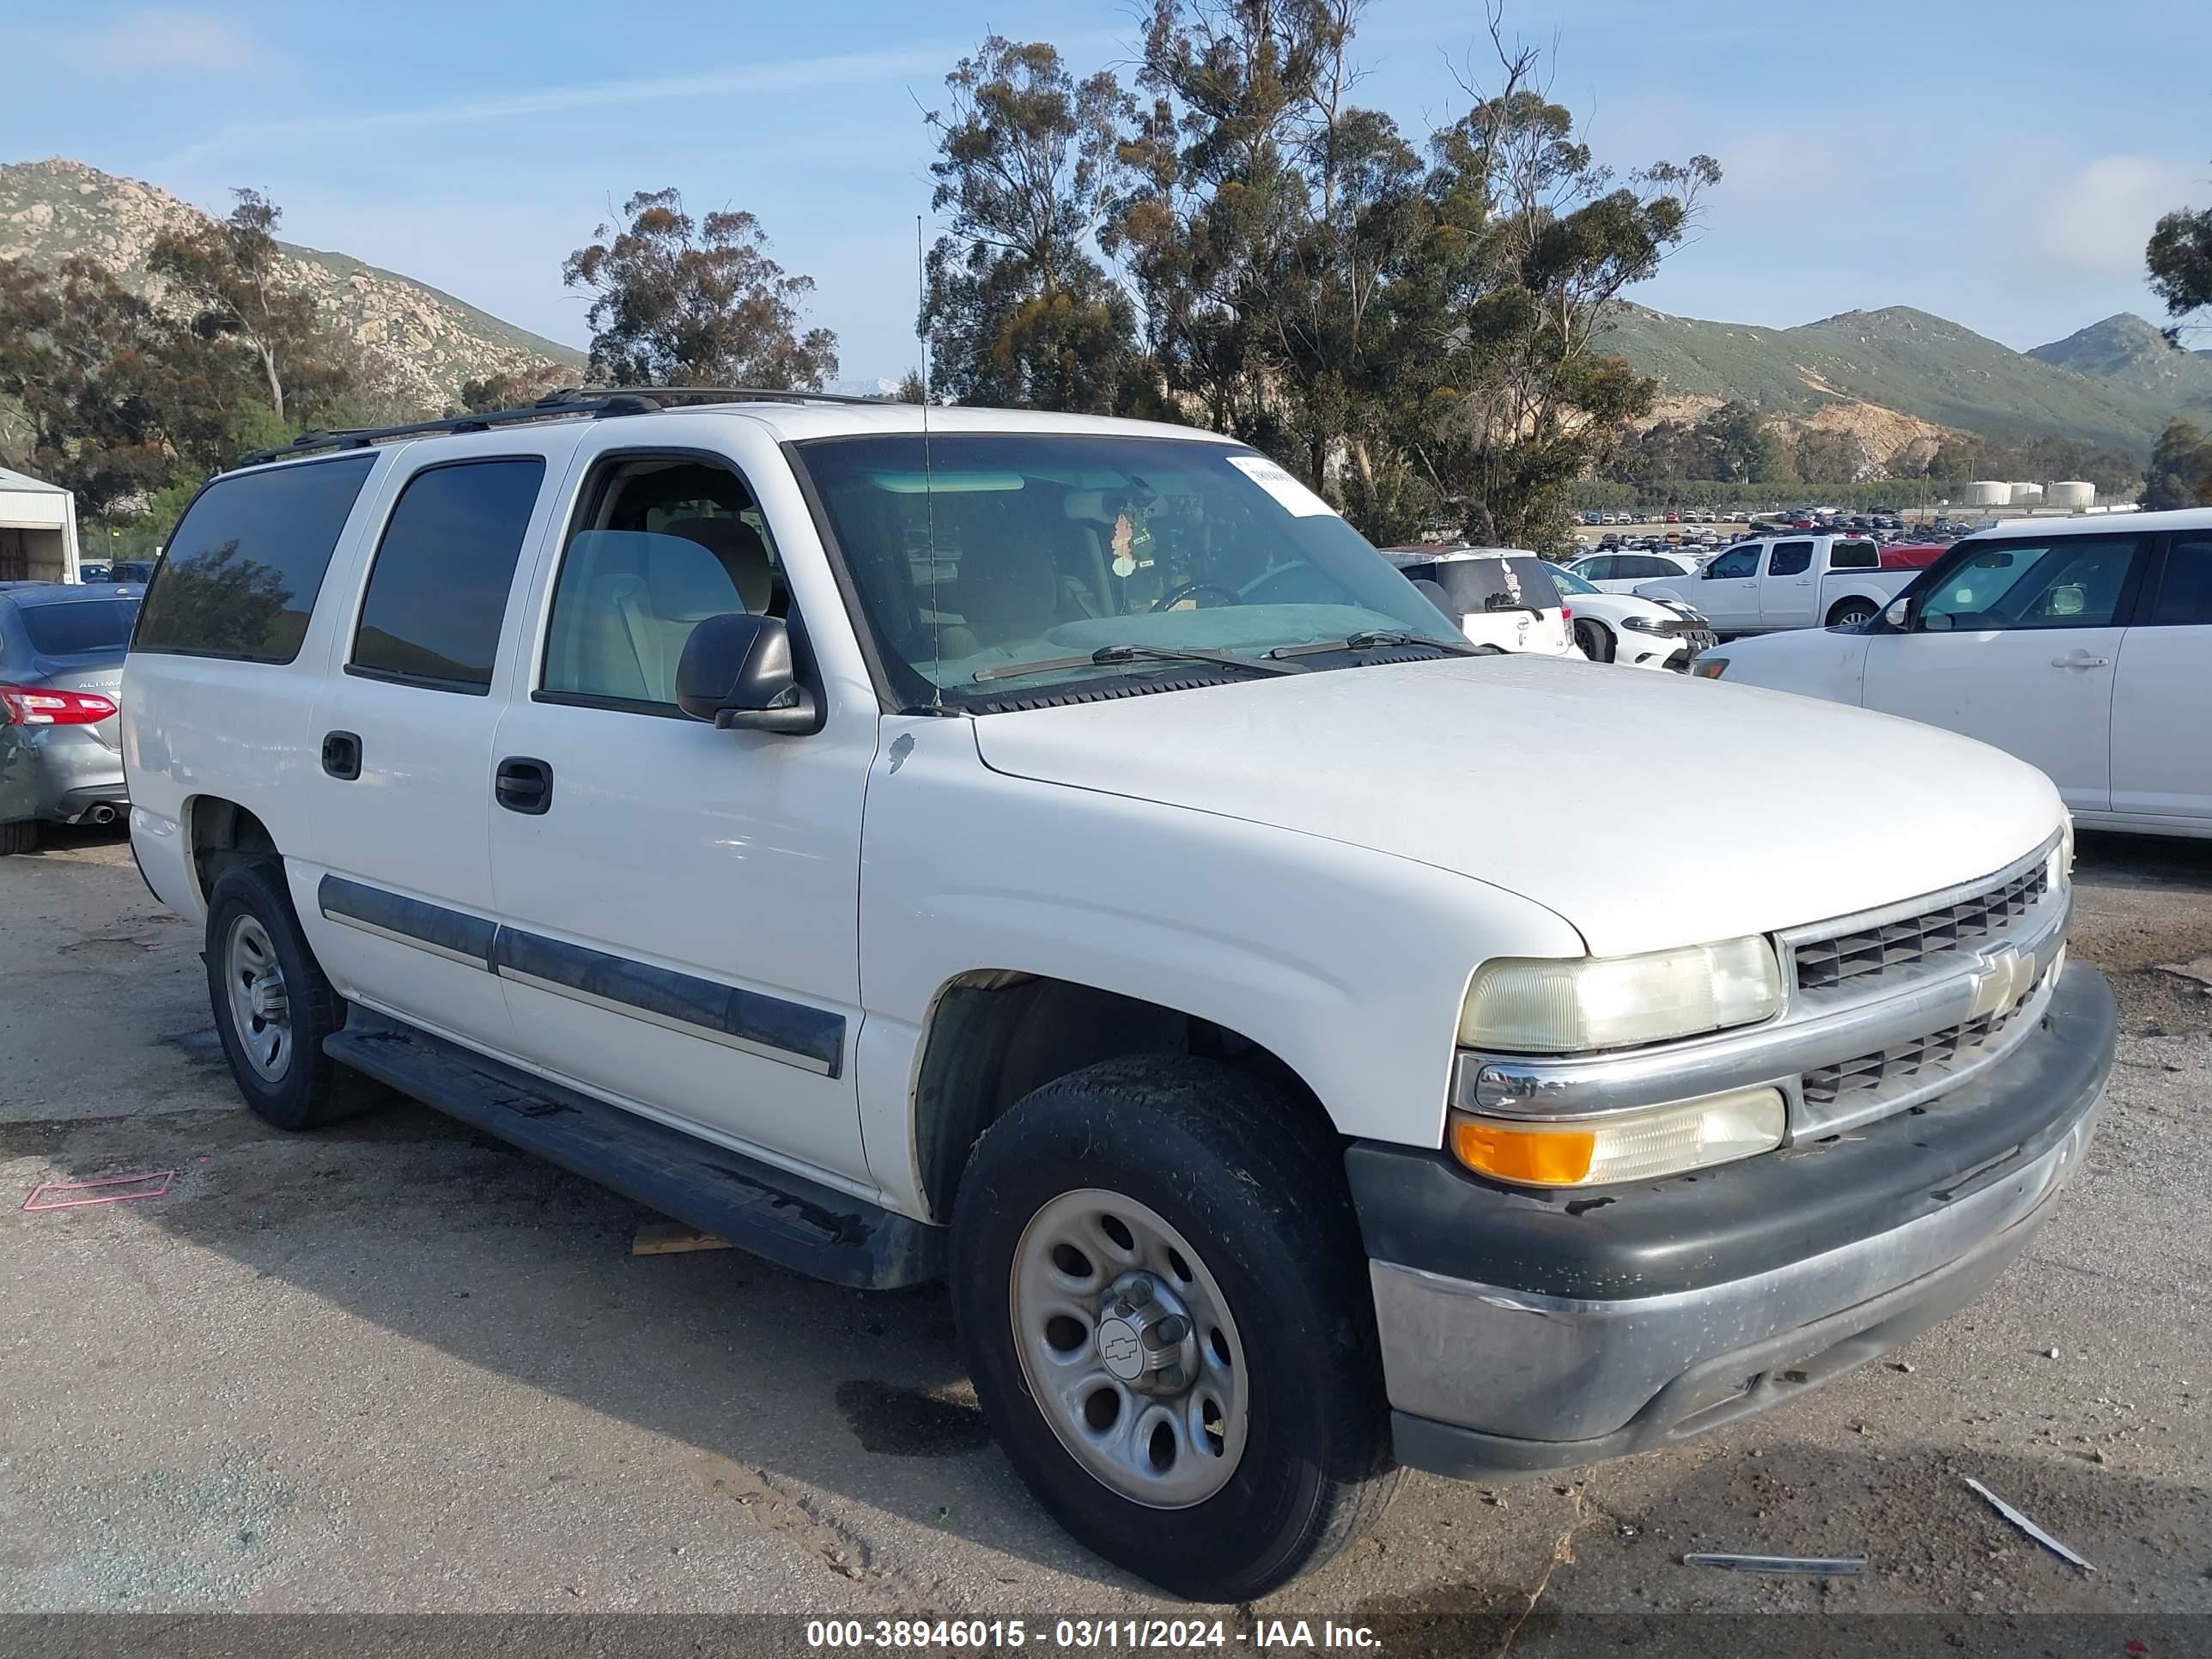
top-left (918, 214), bottom-right (941, 709)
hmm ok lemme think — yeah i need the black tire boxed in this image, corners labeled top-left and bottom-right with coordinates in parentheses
top-left (951, 1055), bottom-right (1398, 1601)
top-left (1828, 599), bottom-right (1878, 629)
top-left (1575, 618), bottom-right (1614, 663)
top-left (204, 859), bottom-right (381, 1131)
top-left (0, 819), bottom-right (36, 855)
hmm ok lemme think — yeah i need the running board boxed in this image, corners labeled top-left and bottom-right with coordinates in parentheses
top-left (325, 1008), bottom-right (942, 1289)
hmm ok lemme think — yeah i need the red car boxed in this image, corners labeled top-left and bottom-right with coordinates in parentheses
top-left (1878, 543), bottom-right (1948, 571)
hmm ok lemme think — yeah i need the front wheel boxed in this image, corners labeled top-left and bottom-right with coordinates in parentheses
top-left (951, 1057), bottom-right (1397, 1601)
top-left (1827, 599), bottom-right (1879, 629)
top-left (1575, 619), bottom-right (1614, 663)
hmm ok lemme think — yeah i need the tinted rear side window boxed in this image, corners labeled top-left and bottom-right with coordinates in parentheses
top-left (20, 599), bottom-right (140, 655)
top-left (1830, 539), bottom-right (1879, 570)
top-left (134, 455), bottom-right (376, 663)
top-left (350, 459), bottom-right (546, 692)
top-left (1431, 557), bottom-right (1561, 615)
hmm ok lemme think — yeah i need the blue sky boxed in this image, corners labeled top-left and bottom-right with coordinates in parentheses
top-left (6, 1), bottom-right (2207, 384)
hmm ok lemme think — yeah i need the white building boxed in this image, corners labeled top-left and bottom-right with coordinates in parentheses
top-left (2047, 481), bottom-right (2095, 508)
top-left (1962, 480), bottom-right (2013, 506)
top-left (0, 465), bottom-right (83, 582)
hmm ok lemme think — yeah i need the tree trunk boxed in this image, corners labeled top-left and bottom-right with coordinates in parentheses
top-left (259, 342), bottom-right (284, 422)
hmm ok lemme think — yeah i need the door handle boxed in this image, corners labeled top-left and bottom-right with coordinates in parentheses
top-left (495, 756), bottom-right (553, 815)
top-left (321, 730), bottom-right (362, 781)
top-left (2051, 653), bottom-right (2111, 669)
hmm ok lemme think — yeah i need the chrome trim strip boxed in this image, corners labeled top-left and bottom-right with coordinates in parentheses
top-left (320, 910), bottom-right (490, 971)
top-left (314, 873), bottom-right (844, 1079)
top-left (495, 965), bottom-right (839, 1077)
top-left (1455, 883), bottom-right (2069, 1123)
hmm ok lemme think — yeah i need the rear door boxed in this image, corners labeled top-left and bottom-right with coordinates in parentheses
top-left (303, 436), bottom-right (574, 1058)
top-left (2110, 532), bottom-right (2212, 823)
top-left (1860, 533), bottom-right (2146, 815)
top-left (1756, 538), bottom-right (1820, 629)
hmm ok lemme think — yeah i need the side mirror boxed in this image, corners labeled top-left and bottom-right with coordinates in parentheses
top-left (1882, 596), bottom-right (1913, 630)
top-left (675, 613), bottom-right (821, 734)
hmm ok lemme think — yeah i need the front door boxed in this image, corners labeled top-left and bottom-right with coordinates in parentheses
top-left (1692, 544), bottom-right (1763, 630)
top-left (2111, 532), bottom-right (2212, 823)
top-left (307, 441), bottom-right (566, 1056)
top-left (485, 432), bottom-right (874, 1188)
top-left (1860, 534), bottom-right (2145, 815)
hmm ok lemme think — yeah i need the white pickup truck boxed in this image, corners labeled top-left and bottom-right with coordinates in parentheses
top-left (1637, 533), bottom-right (1911, 635)
top-left (122, 392), bottom-right (2112, 1600)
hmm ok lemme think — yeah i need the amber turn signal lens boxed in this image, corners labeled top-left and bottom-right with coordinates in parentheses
top-left (1451, 1118), bottom-right (1596, 1185)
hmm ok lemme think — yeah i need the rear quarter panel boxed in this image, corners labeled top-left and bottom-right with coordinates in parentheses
top-left (122, 452), bottom-right (400, 922)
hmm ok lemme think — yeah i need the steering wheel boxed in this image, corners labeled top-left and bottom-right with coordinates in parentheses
top-left (1150, 581), bottom-right (1242, 612)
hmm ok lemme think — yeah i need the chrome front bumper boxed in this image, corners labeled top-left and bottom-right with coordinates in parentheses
top-left (1355, 962), bottom-right (2113, 1480)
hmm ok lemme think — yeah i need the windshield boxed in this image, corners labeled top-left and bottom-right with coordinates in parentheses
top-left (795, 434), bottom-right (1465, 707)
top-left (20, 598), bottom-right (140, 655)
top-left (1543, 562), bottom-right (1597, 597)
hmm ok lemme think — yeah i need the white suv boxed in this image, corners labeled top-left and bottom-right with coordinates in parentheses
top-left (123, 391), bottom-right (2112, 1598)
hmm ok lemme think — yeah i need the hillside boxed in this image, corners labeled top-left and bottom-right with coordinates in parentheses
top-left (0, 158), bottom-right (583, 414)
top-left (2027, 313), bottom-right (2212, 414)
top-left (1599, 301), bottom-right (2187, 455)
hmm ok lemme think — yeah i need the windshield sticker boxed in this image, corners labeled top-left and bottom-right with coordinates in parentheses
top-left (1225, 455), bottom-right (1338, 518)
top-left (1112, 512), bottom-right (1138, 578)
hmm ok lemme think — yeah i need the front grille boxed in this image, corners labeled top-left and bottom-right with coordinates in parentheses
top-left (1795, 865), bottom-right (2048, 995)
top-left (1801, 992), bottom-right (2033, 1107)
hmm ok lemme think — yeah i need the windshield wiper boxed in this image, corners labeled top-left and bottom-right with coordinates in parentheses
top-left (1266, 630), bottom-right (1493, 660)
top-left (971, 643), bottom-right (1303, 684)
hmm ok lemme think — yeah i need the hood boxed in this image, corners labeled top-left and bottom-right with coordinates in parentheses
top-left (970, 656), bottom-right (2062, 957)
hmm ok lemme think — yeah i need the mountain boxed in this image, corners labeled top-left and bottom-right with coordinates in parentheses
top-left (1599, 301), bottom-right (2189, 455)
top-left (0, 157), bottom-right (584, 414)
top-left (2027, 313), bottom-right (2212, 414)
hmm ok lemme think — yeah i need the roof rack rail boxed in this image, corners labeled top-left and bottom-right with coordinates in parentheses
top-left (235, 383), bottom-right (891, 468)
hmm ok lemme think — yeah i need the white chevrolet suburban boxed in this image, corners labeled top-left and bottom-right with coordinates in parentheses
top-left (123, 391), bottom-right (2114, 1600)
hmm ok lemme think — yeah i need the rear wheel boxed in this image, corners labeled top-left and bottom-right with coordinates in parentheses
top-left (951, 1056), bottom-right (1397, 1601)
top-left (204, 860), bottom-right (382, 1131)
top-left (0, 819), bottom-right (36, 855)
top-left (1828, 598), bottom-right (1878, 629)
top-left (1575, 619), bottom-right (1614, 663)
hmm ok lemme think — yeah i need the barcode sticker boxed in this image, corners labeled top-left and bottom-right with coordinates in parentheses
top-left (1224, 454), bottom-right (1337, 518)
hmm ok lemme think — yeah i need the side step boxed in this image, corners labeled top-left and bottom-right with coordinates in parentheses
top-left (325, 1008), bottom-right (943, 1289)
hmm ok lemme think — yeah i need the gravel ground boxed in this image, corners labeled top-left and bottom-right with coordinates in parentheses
top-left (3, 825), bottom-right (2209, 1655)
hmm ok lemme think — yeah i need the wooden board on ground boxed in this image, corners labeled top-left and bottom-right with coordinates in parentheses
top-left (631, 1219), bottom-right (732, 1255)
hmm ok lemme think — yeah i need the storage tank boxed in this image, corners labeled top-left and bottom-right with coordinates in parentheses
top-left (2010, 482), bottom-right (2044, 501)
top-left (2046, 481), bottom-right (2094, 508)
top-left (1963, 480), bottom-right (2013, 506)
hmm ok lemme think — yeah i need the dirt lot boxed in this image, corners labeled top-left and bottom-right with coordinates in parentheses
top-left (4, 825), bottom-right (2210, 1653)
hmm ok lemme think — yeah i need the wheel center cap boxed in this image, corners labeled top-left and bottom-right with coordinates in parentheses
top-left (1097, 1316), bottom-right (1145, 1381)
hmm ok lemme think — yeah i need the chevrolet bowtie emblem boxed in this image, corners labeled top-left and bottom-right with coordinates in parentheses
top-left (1968, 944), bottom-right (2036, 1020)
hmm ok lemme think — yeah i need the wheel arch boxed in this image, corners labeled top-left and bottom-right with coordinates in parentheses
top-left (184, 794), bottom-right (280, 910)
top-left (910, 970), bottom-right (1333, 1226)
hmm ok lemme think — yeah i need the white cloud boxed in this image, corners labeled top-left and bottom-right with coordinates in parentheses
top-left (52, 9), bottom-right (277, 80)
top-left (2033, 155), bottom-right (2202, 277)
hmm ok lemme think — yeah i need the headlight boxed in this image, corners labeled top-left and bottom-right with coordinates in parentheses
top-left (1690, 656), bottom-right (1729, 679)
top-left (1450, 1085), bottom-right (1786, 1186)
top-left (1459, 937), bottom-right (1782, 1054)
top-left (2049, 817), bottom-right (2073, 892)
top-left (1619, 614), bottom-right (1667, 634)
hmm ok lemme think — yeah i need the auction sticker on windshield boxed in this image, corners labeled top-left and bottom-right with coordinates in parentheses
top-left (1225, 454), bottom-right (1336, 517)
